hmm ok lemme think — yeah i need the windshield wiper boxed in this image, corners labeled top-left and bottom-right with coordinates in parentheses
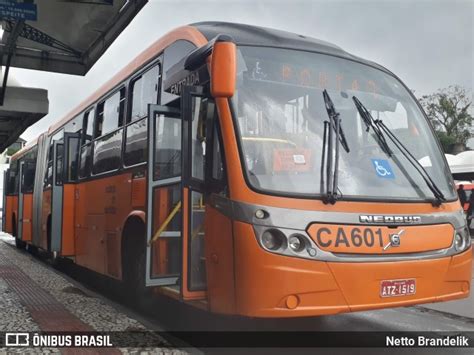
top-left (322, 90), bottom-right (350, 204)
top-left (352, 95), bottom-right (446, 206)
top-left (352, 96), bottom-right (392, 156)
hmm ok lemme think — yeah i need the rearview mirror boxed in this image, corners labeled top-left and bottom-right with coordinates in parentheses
top-left (211, 41), bottom-right (237, 98)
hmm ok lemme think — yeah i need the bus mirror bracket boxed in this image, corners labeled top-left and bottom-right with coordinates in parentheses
top-left (184, 34), bottom-right (236, 98)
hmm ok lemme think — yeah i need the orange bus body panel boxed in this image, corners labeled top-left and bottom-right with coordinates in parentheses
top-left (61, 184), bottom-right (75, 256)
top-left (233, 221), bottom-right (471, 317)
top-left (75, 172), bottom-right (132, 279)
top-left (22, 194), bottom-right (33, 242)
top-left (328, 248), bottom-right (472, 312)
top-left (4, 195), bottom-right (14, 234)
top-left (204, 205), bottom-right (236, 314)
top-left (131, 177), bottom-right (146, 208)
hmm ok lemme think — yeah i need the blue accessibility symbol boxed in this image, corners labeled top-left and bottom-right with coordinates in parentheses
top-left (371, 159), bottom-right (395, 179)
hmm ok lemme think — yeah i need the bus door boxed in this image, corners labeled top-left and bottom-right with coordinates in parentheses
top-left (50, 133), bottom-right (80, 254)
top-left (62, 133), bottom-right (80, 256)
top-left (17, 161), bottom-right (24, 240)
top-left (145, 87), bottom-right (209, 301)
top-left (180, 86), bottom-right (208, 300)
top-left (50, 140), bottom-right (64, 252)
top-left (3, 168), bottom-right (9, 232)
top-left (146, 104), bottom-right (182, 287)
top-left (20, 161), bottom-right (35, 242)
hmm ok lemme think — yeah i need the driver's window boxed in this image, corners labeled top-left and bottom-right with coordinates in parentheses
top-left (190, 97), bottom-right (216, 181)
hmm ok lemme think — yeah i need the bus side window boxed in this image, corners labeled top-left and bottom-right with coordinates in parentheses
top-left (22, 162), bottom-right (36, 193)
top-left (78, 144), bottom-right (92, 179)
top-left (44, 131), bottom-right (64, 188)
top-left (9, 161), bottom-right (19, 195)
top-left (95, 88), bottom-right (126, 138)
top-left (82, 109), bottom-right (95, 145)
top-left (55, 143), bottom-right (64, 186)
top-left (161, 40), bottom-right (196, 105)
top-left (129, 64), bottom-right (159, 122)
top-left (206, 112), bottom-right (227, 195)
top-left (124, 64), bottom-right (159, 166)
top-left (190, 97), bottom-right (214, 181)
top-left (92, 87), bottom-right (125, 174)
top-left (79, 109), bottom-right (95, 179)
top-left (67, 136), bottom-right (80, 182)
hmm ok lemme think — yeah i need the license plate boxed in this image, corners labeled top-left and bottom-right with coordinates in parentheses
top-left (380, 279), bottom-right (416, 298)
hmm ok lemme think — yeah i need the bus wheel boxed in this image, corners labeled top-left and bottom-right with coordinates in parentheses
top-left (27, 244), bottom-right (38, 255)
top-left (11, 215), bottom-right (17, 237)
top-left (15, 238), bottom-right (26, 249)
top-left (122, 219), bottom-right (147, 301)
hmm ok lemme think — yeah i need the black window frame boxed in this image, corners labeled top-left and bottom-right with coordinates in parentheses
top-left (94, 86), bottom-right (126, 139)
top-left (123, 60), bottom-right (161, 168)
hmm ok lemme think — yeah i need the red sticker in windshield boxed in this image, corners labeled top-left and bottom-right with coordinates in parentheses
top-left (273, 149), bottom-right (312, 172)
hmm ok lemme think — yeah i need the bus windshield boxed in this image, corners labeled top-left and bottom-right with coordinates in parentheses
top-left (232, 46), bottom-right (456, 201)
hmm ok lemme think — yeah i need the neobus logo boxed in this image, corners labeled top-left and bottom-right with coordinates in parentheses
top-left (359, 215), bottom-right (422, 224)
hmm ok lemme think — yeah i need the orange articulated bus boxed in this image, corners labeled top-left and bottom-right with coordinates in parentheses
top-left (3, 22), bottom-right (471, 317)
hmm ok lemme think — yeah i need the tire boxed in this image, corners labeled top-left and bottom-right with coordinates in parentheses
top-left (27, 244), bottom-right (38, 255)
top-left (122, 220), bottom-right (147, 302)
top-left (15, 238), bottom-right (26, 249)
top-left (11, 215), bottom-right (17, 237)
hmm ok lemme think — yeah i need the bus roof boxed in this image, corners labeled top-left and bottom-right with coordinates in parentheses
top-left (193, 22), bottom-right (389, 72)
top-left (14, 22), bottom-right (391, 160)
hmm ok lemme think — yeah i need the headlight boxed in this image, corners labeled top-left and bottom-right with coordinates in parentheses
top-left (288, 234), bottom-right (306, 252)
top-left (454, 226), bottom-right (471, 252)
top-left (454, 233), bottom-right (465, 251)
top-left (261, 229), bottom-right (286, 251)
top-left (255, 226), bottom-right (317, 259)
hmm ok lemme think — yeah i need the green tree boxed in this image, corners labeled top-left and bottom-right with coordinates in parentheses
top-left (6, 146), bottom-right (20, 156)
top-left (419, 85), bottom-right (472, 153)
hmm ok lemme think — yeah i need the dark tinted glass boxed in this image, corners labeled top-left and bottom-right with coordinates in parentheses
top-left (79, 143), bottom-right (92, 179)
top-left (55, 143), bottom-right (64, 186)
top-left (67, 136), bottom-right (80, 181)
top-left (161, 40), bottom-right (196, 105)
top-left (124, 117), bottom-right (147, 166)
top-left (93, 129), bottom-right (123, 174)
top-left (83, 109), bottom-right (95, 144)
top-left (97, 89), bottom-right (125, 137)
top-left (131, 65), bottom-right (159, 122)
top-left (153, 115), bottom-right (181, 180)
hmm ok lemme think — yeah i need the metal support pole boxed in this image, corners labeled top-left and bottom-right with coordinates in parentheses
top-left (0, 19), bottom-right (25, 106)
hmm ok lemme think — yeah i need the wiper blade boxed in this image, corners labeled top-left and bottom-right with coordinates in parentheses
top-left (322, 90), bottom-right (349, 204)
top-left (352, 96), bottom-right (392, 156)
top-left (323, 90), bottom-right (350, 153)
top-left (352, 96), bottom-right (446, 206)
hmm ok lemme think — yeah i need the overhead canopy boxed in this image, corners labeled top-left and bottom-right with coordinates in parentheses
top-left (0, 85), bottom-right (48, 153)
top-left (0, 0), bottom-right (148, 153)
top-left (0, 0), bottom-right (148, 75)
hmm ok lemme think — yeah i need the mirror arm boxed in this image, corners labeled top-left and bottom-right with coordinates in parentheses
top-left (184, 34), bottom-right (234, 71)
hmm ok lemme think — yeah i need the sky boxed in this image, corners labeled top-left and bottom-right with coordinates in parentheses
top-left (9, 0), bottom-right (474, 142)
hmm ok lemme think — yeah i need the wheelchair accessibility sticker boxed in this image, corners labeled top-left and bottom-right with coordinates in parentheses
top-left (371, 159), bottom-right (395, 179)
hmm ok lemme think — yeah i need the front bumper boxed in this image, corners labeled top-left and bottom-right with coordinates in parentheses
top-left (233, 221), bottom-right (472, 318)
